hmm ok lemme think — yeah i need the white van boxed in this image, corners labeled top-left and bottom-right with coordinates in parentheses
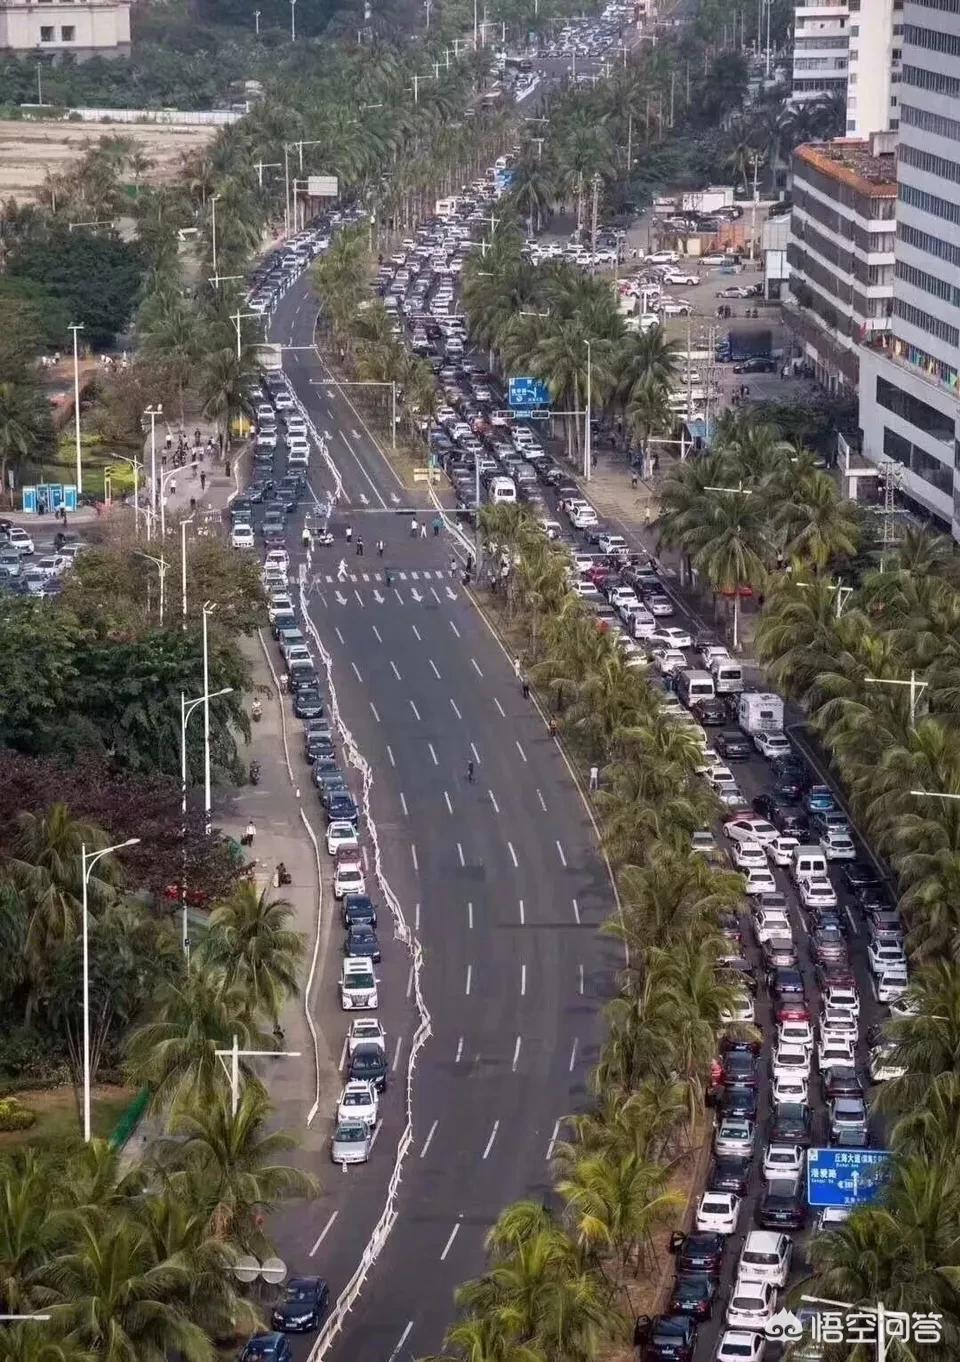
top-left (676, 669), bottom-right (716, 707)
top-left (340, 957), bottom-right (379, 1010)
top-left (711, 657), bottom-right (744, 694)
top-left (792, 844), bottom-right (828, 882)
top-left (489, 476), bottom-right (517, 505)
top-left (739, 691), bottom-right (785, 735)
top-left (231, 524), bottom-right (255, 550)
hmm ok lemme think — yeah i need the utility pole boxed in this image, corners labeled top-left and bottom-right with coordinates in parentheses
top-left (748, 152), bottom-right (759, 262)
top-left (685, 316), bottom-right (693, 421)
top-left (575, 169), bottom-right (584, 240)
top-left (584, 340), bottom-right (592, 483)
top-left (626, 109), bottom-right (633, 172)
top-left (669, 70), bottom-right (676, 126)
top-left (590, 172), bottom-right (601, 264)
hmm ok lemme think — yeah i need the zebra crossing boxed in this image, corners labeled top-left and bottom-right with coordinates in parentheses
top-left (306, 567), bottom-right (459, 607)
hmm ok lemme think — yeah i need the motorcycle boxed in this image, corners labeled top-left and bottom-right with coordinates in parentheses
top-left (316, 531), bottom-right (334, 546)
top-left (249, 760), bottom-right (261, 785)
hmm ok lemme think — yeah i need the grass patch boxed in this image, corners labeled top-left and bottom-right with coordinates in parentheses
top-left (0, 1084), bottom-right (134, 1151)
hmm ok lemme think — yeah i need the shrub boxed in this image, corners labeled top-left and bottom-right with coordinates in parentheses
top-left (0, 1098), bottom-right (36, 1131)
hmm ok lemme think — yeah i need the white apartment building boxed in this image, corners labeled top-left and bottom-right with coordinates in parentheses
top-left (785, 137), bottom-right (896, 393)
top-left (0, 0), bottom-right (130, 59)
top-left (858, 0), bottom-right (960, 535)
top-left (845, 0), bottom-right (902, 135)
top-left (792, 0), bottom-right (850, 103)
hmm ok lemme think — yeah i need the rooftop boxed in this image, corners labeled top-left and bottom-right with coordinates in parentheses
top-left (794, 140), bottom-right (897, 197)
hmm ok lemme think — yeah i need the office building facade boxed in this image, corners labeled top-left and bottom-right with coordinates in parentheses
top-left (0, 0), bottom-right (131, 59)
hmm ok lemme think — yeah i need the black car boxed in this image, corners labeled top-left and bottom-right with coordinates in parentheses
top-left (707, 1155), bottom-right (751, 1197)
top-left (327, 792), bottom-right (359, 824)
top-left (769, 966), bottom-right (807, 1006)
top-left (722, 1049), bottom-right (759, 1089)
top-left (690, 698), bottom-right (726, 727)
top-left (668, 1273), bottom-right (717, 1321)
top-left (771, 761), bottom-right (805, 801)
top-left (674, 1231), bottom-right (724, 1276)
top-left (271, 610), bottom-right (297, 640)
top-left (645, 1313), bottom-right (696, 1361)
top-left (308, 736), bottom-right (336, 764)
top-left (769, 1101), bottom-right (812, 1146)
top-left (733, 356), bottom-right (776, 374)
top-left (293, 688), bottom-right (324, 718)
top-left (289, 668), bottom-right (321, 695)
top-left (311, 757), bottom-right (340, 788)
top-left (755, 796), bottom-right (807, 836)
top-left (822, 1068), bottom-right (865, 1102)
top-left (715, 730), bottom-right (752, 760)
top-left (718, 1085), bottom-right (758, 1120)
top-left (349, 1042), bottom-right (388, 1091)
top-left (343, 894), bottom-right (377, 928)
top-left (345, 923), bottom-right (381, 962)
top-left (271, 1276), bottom-right (330, 1332)
top-left (757, 1177), bottom-right (806, 1229)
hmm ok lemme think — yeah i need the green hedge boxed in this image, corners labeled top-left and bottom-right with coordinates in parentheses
top-left (0, 1098), bottom-right (36, 1131)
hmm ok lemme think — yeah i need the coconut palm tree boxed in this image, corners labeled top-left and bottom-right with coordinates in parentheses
top-left (774, 468), bottom-right (861, 571)
top-left (199, 345), bottom-right (255, 458)
top-left (157, 1085), bottom-right (318, 1248)
top-left (557, 1152), bottom-right (683, 1274)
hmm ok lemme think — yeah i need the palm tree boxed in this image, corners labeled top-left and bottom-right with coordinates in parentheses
top-left (509, 153), bottom-right (555, 234)
top-left (557, 1152), bottom-right (683, 1274)
top-left (125, 963), bottom-right (270, 1116)
top-left (0, 381), bottom-right (46, 496)
top-left (664, 490), bottom-right (767, 650)
top-left (199, 344), bottom-right (255, 457)
top-left (616, 327), bottom-right (682, 406)
top-left (157, 1086), bottom-right (318, 1247)
top-left (774, 469), bottom-right (860, 571)
top-left (41, 1216), bottom-right (213, 1362)
top-left (0, 1150), bottom-right (66, 1315)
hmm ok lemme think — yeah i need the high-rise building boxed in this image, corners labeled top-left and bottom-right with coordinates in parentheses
top-left (857, 0), bottom-right (960, 535)
top-left (0, 0), bottom-right (130, 59)
top-left (845, 0), bottom-right (902, 136)
top-left (785, 137), bottom-right (897, 394)
top-left (792, 0), bottom-right (851, 104)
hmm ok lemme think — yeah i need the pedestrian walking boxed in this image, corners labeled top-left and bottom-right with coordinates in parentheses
top-left (200, 471), bottom-right (206, 492)
top-left (432, 515), bottom-right (442, 536)
top-left (165, 434), bottom-right (172, 454)
top-left (345, 525), bottom-right (353, 543)
top-left (631, 470), bottom-right (639, 489)
top-left (191, 460), bottom-right (197, 479)
top-left (279, 671), bottom-right (289, 693)
top-left (302, 527), bottom-right (313, 550)
top-left (589, 765), bottom-right (599, 791)
top-left (337, 558), bottom-right (348, 581)
top-left (242, 819), bottom-right (256, 847)
top-left (161, 452), bottom-right (167, 470)
top-left (513, 656), bottom-right (521, 679)
top-left (169, 477), bottom-right (176, 496)
top-left (194, 428), bottom-right (201, 446)
top-left (224, 459), bottom-right (231, 479)
top-left (420, 522), bottom-right (427, 539)
top-left (410, 517), bottom-right (418, 538)
top-left (190, 497), bottom-right (197, 513)
top-left (449, 556), bottom-right (457, 575)
top-left (356, 537), bottom-right (364, 556)
top-left (521, 676), bottom-right (530, 700)
top-left (377, 539), bottom-right (385, 557)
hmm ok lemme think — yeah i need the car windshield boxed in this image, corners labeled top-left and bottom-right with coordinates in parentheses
top-left (286, 1285), bottom-right (315, 1301)
top-left (335, 1123), bottom-right (367, 1142)
top-left (342, 1090), bottom-right (367, 1105)
top-left (346, 972), bottom-right (374, 989)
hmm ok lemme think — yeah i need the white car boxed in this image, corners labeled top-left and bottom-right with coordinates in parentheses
top-left (274, 390), bottom-right (295, 411)
top-left (726, 1276), bottom-right (777, 1332)
top-left (720, 993), bottom-right (756, 1025)
top-left (754, 731), bottom-right (792, 760)
top-left (330, 1119), bottom-right (372, 1165)
top-left (256, 429), bottom-right (278, 449)
top-left (889, 991), bottom-right (918, 1018)
top-left (287, 437), bottom-right (310, 457)
top-left (771, 1071), bottom-right (808, 1104)
top-left (777, 1019), bottom-right (814, 1051)
top-left (263, 549), bottom-right (289, 574)
top-left (570, 507), bottom-right (599, 529)
top-left (876, 968), bottom-right (909, 1004)
top-left (646, 594), bottom-right (675, 617)
top-left (742, 866), bottom-right (777, 896)
top-left (347, 1018), bottom-right (386, 1055)
top-left (818, 1035), bottom-right (856, 1070)
top-left (762, 1143), bottom-right (804, 1180)
top-left (598, 533), bottom-right (628, 555)
top-left (751, 915), bottom-right (789, 947)
top-left (695, 1190), bottom-right (741, 1234)
top-left (6, 527), bottom-right (34, 555)
top-left (716, 1330), bottom-right (766, 1362)
top-left (869, 1042), bottom-right (905, 1082)
top-left (820, 1005), bottom-right (858, 1042)
top-left (34, 554), bottom-right (67, 579)
top-left (713, 778), bottom-right (746, 808)
top-left (608, 586), bottom-right (640, 610)
top-left (664, 270), bottom-right (700, 286)
top-left (724, 816), bottom-right (779, 846)
top-left (824, 984), bottom-right (860, 1016)
top-left (651, 647), bottom-right (687, 675)
top-left (738, 1231), bottom-right (792, 1287)
top-left (868, 939), bottom-right (907, 976)
top-left (822, 829), bottom-right (856, 860)
top-left (799, 876), bottom-right (838, 909)
top-left (255, 403), bottom-right (275, 424)
top-left (649, 626), bottom-right (693, 649)
top-left (268, 592), bottom-right (294, 621)
top-left (333, 859), bottom-right (366, 899)
top-left (730, 840), bottom-right (766, 871)
top-left (336, 1079), bottom-right (378, 1126)
top-left (772, 1042), bottom-right (811, 1084)
top-left (231, 524), bottom-right (255, 550)
top-left (326, 820), bottom-right (359, 857)
top-left (659, 298), bottom-right (693, 316)
top-left (766, 835), bottom-right (799, 867)
top-left (572, 579), bottom-right (601, 599)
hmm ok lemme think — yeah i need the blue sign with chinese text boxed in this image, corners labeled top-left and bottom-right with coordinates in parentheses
top-left (807, 1148), bottom-right (891, 1208)
top-left (509, 377), bottom-right (551, 411)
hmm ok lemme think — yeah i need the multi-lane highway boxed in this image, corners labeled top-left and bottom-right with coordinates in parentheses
top-left (263, 283), bottom-right (619, 1361)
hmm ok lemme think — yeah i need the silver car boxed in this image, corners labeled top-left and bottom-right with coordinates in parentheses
top-left (330, 1119), bottom-right (372, 1165)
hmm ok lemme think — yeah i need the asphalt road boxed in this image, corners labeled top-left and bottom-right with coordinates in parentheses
top-left (264, 283), bottom-right (619, 1361)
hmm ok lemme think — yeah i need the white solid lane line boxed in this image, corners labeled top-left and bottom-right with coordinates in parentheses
top-left (482, 1120), bottom-right (500, 1160)
top-left (392, 1036), bottom-right (404, 1072)
top-left (512, 1036), bottom-right (522, 1072)
top-left (309, 1210), bottom-right (339, 1256)
top-left (465, 964), bottom-right (472, 995)
top-left (400, 793), bottom-right (408, 817)
top-left (494, 697), bottom-right (506, 716)
top-left (386, 1321), bottom-right (414, 1362)
top-left (338, 1035), bottom-right (348, 1071)
top-left (419, 1119), bottom-right (438, 1159)
top-left (439, 1220), bottom-right (461, 1261)
top-left (334, 626), bottom-right (345, 645)
top-left (450, 697), bottom-right (463, 719)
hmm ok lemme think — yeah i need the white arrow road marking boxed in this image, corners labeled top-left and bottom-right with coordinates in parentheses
top-left (411, 588), bottom-right (423, 603)
top-left (359, 492), bottom-right (369, 505)
top-left (373, 589), bottom-right (384, 603)
top-left (323, 429), bottom-right (332, 438)
top-left (390, 492), bottom-right (401, 504)
top-left (446, 586), bottom-right (458, 601)
top-left (351, 428), bottom-right (361, 439)
top-left (335, 591), bottom-right (347, 605)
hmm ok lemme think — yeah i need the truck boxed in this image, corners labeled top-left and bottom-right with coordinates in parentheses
top-left (256, 342), bottom-right (283, 374)
top-left (681, 185), bottom-right (735, 215)
top-left (716, 326), bottom-right (773, 364)
top-left (738, 692), bottom-right (784, 736)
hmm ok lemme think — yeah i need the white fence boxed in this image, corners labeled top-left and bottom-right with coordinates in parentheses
top-left (59, 106), bottom-right (242, 126)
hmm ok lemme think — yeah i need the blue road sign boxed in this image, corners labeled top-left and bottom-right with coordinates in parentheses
top-left (509, 377), bottom-right (551, 411)
top-left (807, 1148), bottom-right (891, 1208)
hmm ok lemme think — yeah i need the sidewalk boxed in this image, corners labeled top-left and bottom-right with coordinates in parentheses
top-left (144, 414), bottom-right (244, 526)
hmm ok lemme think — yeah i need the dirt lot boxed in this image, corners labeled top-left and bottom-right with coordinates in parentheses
top-left (0, 118), bottom-right (217, 203)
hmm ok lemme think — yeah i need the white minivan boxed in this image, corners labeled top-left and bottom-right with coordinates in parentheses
top-left (231, 524), bottom-right (255, 550)
top-left (489, 476), bottom-right (517, 505)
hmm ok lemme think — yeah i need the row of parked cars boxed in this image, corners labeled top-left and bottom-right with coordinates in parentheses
top-left (0, 521), bottom-right (82, 598)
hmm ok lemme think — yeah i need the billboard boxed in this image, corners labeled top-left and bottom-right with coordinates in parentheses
top-left (508, 377), bottom-right (551, 411)
top-left (807, 1148), bottom-right (891, 1208)
top-left (307, 175), bottom-right (338, 198)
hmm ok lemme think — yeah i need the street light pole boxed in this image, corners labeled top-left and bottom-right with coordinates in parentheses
top-left (137, 551), bottom-right (167, 624)
top-left (210, 194), bottom-right (220, 280)
top-left (82, 838), bottom-right (140, 1140)
top-left (290, 0), bottom-right (296, 41)
top-left (144, 404), bottom-right (162, 538)
top-left (215, 1036), bottom-right (302, 1116)
top-left (864, 670), bottom-right (927, 730)
top-left (181, 686), bottom-right (232, 953)
top-left (69, 323), bottom-right (84, 493)
top-left (203, 602), bottom-right (216, 834)
top-left (584, 339), bottom-right (592, 483)
top-left (109, 454), bottom-right (142, 537)
top-left (181, 514), bottom-right (194, 629)
top-left (254, 7), bottom-right (260, 33)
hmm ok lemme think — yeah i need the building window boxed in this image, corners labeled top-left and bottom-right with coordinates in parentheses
top-left (902, 62), bottom-right (960, 97)
top-left (901, 101), bottom-right (960, 142)
top-left (901, 144), bottom-right (960, 188)
top-left (39, 24), bottom-right (53, 39)
top-left (877, 377), bottom-right (955, 442)
top-left (898, 221), bottom-right (960, 268)
top-left (61, 24), bottom-right (74, 38)
top-left (891, 336), bottom-right (959, 390)
top-left (900, 181), bottom-right (960, 228)
top-left (904, 21), bottom-right (960, 53)
top-left (908, 0), bottom-right (960, 9)
top-left (896, 259), bottom-right (960, 308)
top-left (893, 297), bottom-right (960, 347)
top-left (883, 428), bottom-right (952, 495)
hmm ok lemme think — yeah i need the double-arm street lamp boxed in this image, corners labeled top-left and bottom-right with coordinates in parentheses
top-left (180, 685), bottom-right (232, 953)
top-left (82, 838), bottom-right (140, 1141)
